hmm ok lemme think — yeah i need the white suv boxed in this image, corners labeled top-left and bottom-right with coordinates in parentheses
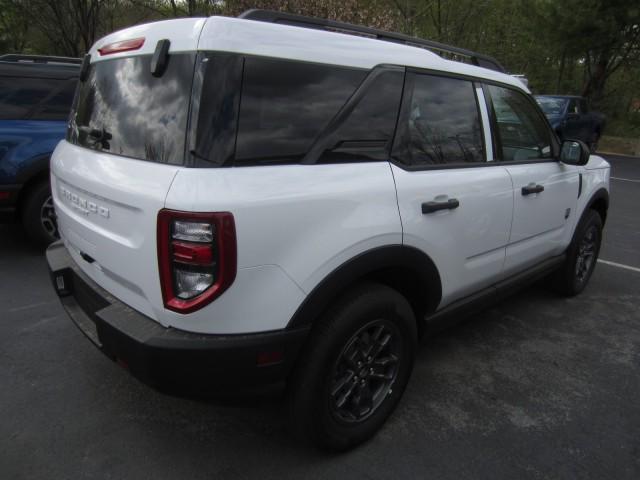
top-left (46, 10), bottom-right (610, 450)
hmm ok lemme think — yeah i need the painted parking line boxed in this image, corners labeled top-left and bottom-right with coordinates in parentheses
top-left (610, 176), bottom-right (640, 183)
top-left (598, 259), bottom-right (640, 273)
top-left (8, 301), bottom-right (57, 313)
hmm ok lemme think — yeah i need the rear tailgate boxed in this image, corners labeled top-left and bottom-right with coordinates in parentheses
top-left (52, 142), bottom-right (179, 322)
top-left (52, 18), bottom-right (207, 323)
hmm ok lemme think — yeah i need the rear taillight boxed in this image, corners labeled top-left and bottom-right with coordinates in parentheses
top-left (157, 210), bottom-right (236, 313)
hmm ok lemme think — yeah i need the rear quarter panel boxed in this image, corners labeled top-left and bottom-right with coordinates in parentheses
top-left (164, 163), bottom-right (402, 334)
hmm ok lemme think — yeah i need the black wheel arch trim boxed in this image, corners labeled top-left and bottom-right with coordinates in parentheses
top-left (286, 245), bottom-right (442, 330)
top-left (584, 187), bottom-right (609, 225)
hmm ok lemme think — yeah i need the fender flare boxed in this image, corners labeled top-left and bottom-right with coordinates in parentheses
top-left (286, 245), bottom-right (442, 329)
top-left (584, 187), bottom-right (609, 224)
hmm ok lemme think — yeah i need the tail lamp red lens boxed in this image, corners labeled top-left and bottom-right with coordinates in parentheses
top-left (98, 37), bottom-right (145, 56)
top-left (157, 210), bottom-right (236, 313)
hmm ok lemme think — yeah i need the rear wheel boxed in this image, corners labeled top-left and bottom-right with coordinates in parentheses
top-left (552, 209), bottom-right (602, 296)
top-left (21, 180), bottom-right (58, 246)
top-left (288, 283), bottom-right (417, 451)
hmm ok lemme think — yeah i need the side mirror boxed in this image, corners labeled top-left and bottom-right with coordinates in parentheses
top-left (560, 139), bottom-right (590, 166)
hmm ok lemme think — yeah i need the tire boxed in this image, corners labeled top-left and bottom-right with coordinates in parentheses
top-left (288, 282), bottom-right (417, 451)
top-left (552, 209), bottom-right (602, 296)
top-left (21, 180), bottom-right (58, 246)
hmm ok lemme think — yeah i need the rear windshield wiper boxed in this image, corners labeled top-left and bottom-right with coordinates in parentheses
top-left (79, 126), bottom-right (112, 149)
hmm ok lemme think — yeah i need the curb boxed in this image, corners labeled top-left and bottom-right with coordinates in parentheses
top-left (595, 151), bottom-right (640, 159)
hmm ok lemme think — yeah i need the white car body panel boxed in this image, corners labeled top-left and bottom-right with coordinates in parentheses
top-left (89, 16), bottom-right (526, 92)
top-left (164, 163), bottom-right (402, 333)
top-left (51, 141), bottom-right (178, 324)
top-left (502, 162), bottom-right (580, 275)
top-left (198, 17), bottom-right (527, 90)
top-left (89, 18), bottom-right (207, 62)
top-left (391, 164), bottom-right (513, 307)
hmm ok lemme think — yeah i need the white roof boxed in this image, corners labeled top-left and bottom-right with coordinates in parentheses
top-left (90, 16), bottom-right (527, 92)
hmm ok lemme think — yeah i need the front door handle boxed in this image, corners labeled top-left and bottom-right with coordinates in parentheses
top-left (422, 198), bottom-right (460, 214)
top-left (522, 183), bottom-right (545, 196)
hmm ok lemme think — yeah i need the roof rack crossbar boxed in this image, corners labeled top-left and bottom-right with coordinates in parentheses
top-left (238, 9), bottom-right (505, 73)
top-left (0, 54), bottom-right (82, 65)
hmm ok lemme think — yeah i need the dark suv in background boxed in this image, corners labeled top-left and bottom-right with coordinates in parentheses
top-left (0, 54), bottom-right (79, 244)
top-left (535, 95), bottom-right (605, 152)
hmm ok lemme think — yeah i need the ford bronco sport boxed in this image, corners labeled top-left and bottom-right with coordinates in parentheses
top-left (46, 10), bottom-right (610, 450)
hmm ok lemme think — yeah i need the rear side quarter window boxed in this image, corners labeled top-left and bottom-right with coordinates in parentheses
top-left (192, 57), bottom-right (403, 167)
top-left (234, 57), bottom-right (366, 166)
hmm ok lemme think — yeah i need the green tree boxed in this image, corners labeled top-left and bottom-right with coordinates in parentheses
top-left (0, 0), bottom-right (30, 52)
top-left (540, 0), bottom-right (640, 108)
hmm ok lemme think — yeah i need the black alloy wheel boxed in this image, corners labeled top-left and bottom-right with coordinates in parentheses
top-left (329, 319), bottom-right (402, 424)
top-left (575, 224), bottom-right (598, 284)
top-left (288, 282), bottom-right (417, 451)
top-left (551, 209), bottom-right (603, 296)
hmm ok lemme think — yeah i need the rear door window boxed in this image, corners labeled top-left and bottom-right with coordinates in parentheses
top-left (316, 69), bottom-right (404, 163)
top-left (392, 73), bottom-right (485, 166)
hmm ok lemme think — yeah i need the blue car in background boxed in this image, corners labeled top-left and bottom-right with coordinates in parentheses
top-left (534, 95), bottom-right (606, 153)
top-left (0, 54), bottom-right (79, 245)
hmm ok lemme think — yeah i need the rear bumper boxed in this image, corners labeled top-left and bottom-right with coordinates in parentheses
top-left (46, 241), bottom-right (309, 392)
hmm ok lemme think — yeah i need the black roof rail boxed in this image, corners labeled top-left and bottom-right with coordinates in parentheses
top-left (238, 9), bottom-right (506, 73)
top-left (0, 54), bottom-right (82, 66)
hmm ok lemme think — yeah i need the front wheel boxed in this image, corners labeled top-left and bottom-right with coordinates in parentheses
top-left (288, 283), bottom-right (417, 451)
top-left (552, 209), bottom-right (603, 296)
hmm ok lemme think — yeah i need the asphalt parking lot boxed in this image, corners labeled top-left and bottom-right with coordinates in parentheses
top-left (1, 154), bottom-right (638, 479)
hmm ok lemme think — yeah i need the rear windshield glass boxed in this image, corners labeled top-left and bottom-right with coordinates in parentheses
top-left (68, 53), bottom-right (195, 164)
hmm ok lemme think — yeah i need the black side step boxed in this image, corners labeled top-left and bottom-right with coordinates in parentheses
top-left (424, 254), bottom-right (566, 335)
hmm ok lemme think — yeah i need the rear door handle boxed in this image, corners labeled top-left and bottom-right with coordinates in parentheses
top-left (422, 198), bottom-right (460, 214)
top-left (522, 183), bottom-right (545, 196)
